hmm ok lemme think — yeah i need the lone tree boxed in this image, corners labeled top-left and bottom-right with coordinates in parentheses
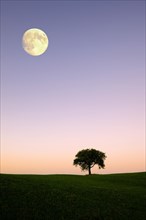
top-left (73, 148), bottom-right (106, 175)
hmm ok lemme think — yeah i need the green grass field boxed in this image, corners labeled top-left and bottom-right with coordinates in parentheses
top-left (0, 172), bottom-right (146, 220)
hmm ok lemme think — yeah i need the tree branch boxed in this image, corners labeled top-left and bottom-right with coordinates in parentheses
top-left (91, 163), bottom-right (95, 168)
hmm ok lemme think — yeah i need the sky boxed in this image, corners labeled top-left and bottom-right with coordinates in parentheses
top-left (1, 0), bottom-right (145, 175)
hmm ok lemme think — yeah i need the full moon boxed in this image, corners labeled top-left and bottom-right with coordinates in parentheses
top-left (22, 28), bottom-right (49, 56)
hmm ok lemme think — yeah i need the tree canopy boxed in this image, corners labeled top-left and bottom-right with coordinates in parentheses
top-left (73, 148), bottom-right (106, 175)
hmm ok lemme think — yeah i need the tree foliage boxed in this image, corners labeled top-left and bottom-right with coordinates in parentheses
top-left (73, 148), bottom-right (106, 175)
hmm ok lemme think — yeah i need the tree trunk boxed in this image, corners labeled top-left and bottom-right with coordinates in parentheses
top-left (88, 166), bottom-right (91, 175)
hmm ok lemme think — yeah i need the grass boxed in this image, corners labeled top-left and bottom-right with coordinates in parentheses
top-left (0, 172), bottom-right (146, 220)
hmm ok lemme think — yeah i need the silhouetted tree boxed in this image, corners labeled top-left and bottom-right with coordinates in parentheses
top-left (73, 148), bottom-right (106, 175)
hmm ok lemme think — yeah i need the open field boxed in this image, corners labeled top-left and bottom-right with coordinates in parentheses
top-left (0, 172), bottom-right (146, 220)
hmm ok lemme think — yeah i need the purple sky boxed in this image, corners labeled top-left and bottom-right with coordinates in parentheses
top-left (1, 0), bottom-right (145, 174)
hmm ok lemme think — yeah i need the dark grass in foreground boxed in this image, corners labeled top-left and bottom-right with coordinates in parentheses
top-left (0, 172), bottom-right (146, 220)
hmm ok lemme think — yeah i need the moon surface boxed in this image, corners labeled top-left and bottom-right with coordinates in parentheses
top-left (22, 28), bottom-right (49, 56)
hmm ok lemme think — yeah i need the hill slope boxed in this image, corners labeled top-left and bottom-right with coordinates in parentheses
top-left (0, 172), bottom-right (146, 220)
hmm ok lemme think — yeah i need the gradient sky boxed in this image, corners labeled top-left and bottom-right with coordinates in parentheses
top-left (1, 0), bottom-right (145, 174)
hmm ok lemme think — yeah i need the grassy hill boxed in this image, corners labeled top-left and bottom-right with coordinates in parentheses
top-left (0, 172), bottom-right (146, 220)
